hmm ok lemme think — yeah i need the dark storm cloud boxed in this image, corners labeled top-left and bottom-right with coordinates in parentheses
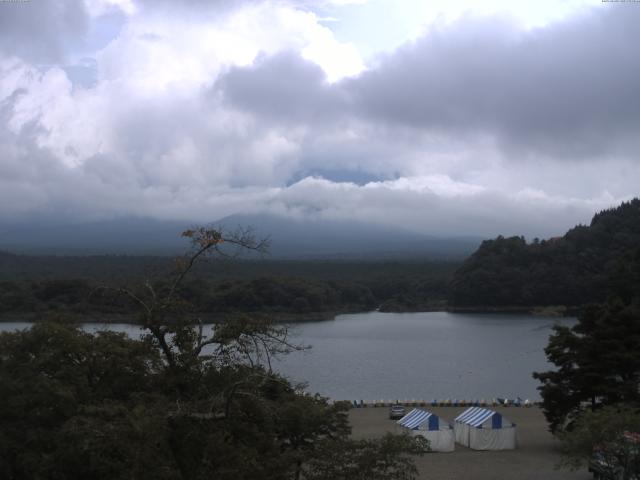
top-left (213, 6), bottom-right (640, 160)
top-left (0, 0), bottom-right (88, 62)
top-left (347, 6), bottom-right (640, 158)
top-left (216, 51), bottom-right (346, 123)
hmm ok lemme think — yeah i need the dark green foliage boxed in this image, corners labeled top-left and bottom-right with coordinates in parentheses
top-left (450, 199), bottom-right (640, 307)
top-left (0, 260), bottom-right (457, 318)
top-left (0, 321), bottom-right (424, 480)
top-left (0, 322), bottom-right (165, 479)
top-left (304, 434), bottom-right (428, 480)
top-left (533, 298), bottom-right (640, 432)
top-left (533, 221), bottom-right (640, 432)
top-left (609, 248), bottom-right (640, 305)
top-left (557, 405), bottom-right (640, 480)
top-left (202, 276), bottom-right (375, 313)
top-left (0, 227), bottom-right (425, 479)
top-left (33, 279), bottom-right (92, 304)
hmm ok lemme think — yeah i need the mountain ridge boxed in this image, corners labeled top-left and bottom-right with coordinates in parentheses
top-left (0, 214), bottom-right (481, 260)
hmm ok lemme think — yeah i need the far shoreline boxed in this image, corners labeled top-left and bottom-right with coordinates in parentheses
top-left (0, 305), bottom-right (579, 325)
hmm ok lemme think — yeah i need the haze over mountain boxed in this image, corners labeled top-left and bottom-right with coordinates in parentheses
top-left (0, 215), bottom-right (481, 259)
top-left (216, 214), bottom-right (481, 259)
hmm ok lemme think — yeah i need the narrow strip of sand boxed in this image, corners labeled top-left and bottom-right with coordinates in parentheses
top-left (349, 406), bottom-right (592, 480)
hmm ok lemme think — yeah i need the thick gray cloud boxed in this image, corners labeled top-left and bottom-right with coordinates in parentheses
top-left (217, 51), bottom-right (345, 123)
top-left (0, 1), bottom-right (88, 62)
top-left (347, 7), bottom-right (640, 159)
top-left (0, 1), bottom-right (638, 239)
top-left (213, 5), bottom-right (640, 164)
top-left (216, 6), bottom-right (640, 160)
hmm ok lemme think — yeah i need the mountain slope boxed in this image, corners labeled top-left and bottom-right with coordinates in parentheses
top-left (215, 214), bottom-right (480, 259)
top-left (0, 215), bottom-right (481, 259)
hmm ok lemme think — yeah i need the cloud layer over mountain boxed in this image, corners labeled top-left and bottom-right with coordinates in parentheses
top-left (0, 0), bottom-right (638, 237)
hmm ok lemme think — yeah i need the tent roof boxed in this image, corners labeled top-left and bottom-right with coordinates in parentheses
top-left (397, 408), bottom-right (443, 430)
top-left (454, 407), bottom-right (499, 427)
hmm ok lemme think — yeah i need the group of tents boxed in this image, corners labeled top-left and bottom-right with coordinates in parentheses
top-left (396, 407), bottom-right (517, 452)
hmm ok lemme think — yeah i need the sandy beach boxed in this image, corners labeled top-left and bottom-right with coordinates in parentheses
top-left (349, 406), bottom-right (592, 480)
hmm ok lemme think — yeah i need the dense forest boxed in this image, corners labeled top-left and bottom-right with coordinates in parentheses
top-left (531, 251), bottom-right (640, 477)
top-left (0, 227), bottom-right (426, 479)
top-left (450, 199), bottom-right (640, 308)
top-left (0, 254), bottom-right (456, 321)
top-left (3, 199), bottom-right (640, 320)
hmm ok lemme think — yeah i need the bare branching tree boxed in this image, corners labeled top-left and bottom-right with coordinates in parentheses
top-left (3, 226), bottom-right (425, 480)
top-left (98, 226), bottom-right (306, 414)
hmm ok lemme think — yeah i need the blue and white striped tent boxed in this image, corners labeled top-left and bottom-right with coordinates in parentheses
top-left (454, 407), bottom-right (516, 450)
top-left (397, 409), bottom-right (454, 452)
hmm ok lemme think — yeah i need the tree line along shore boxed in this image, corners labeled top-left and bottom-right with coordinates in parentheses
top-left (2, 199), bottom-right (639, 321)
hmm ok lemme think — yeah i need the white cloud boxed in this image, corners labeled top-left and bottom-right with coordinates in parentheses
top-left (85, 0), bottom-right (137, 17)
top-left (301, 28), bottom-right (364, 82)
top-left (257, 176), bottom-right (621, 237)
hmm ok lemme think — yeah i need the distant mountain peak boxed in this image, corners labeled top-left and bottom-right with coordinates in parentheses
top-left (0, 214), bottom-right (481, 259)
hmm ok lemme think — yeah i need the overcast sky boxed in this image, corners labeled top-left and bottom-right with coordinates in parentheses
top-left (0, 0), bottom-right (638, 238)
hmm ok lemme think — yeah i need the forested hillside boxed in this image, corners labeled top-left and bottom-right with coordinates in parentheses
top-left (5, 199), bottom-right (639, 318)
top-left (0, 255), bottom-right (456, 320)
top-left (450, 199), bottom-right (640, 308)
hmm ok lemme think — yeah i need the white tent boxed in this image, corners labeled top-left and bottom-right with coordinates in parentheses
top-left (397, 408), bottom-right (455, 452)
top-left (454, 407), bottom-right (516, 450)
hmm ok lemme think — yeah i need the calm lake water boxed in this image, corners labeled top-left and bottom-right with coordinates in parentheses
top-left (0, 311), bottom-right (574, 401)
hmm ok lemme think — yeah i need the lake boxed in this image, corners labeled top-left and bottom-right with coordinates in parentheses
top-left (0, 311), bottom-right (574, 401)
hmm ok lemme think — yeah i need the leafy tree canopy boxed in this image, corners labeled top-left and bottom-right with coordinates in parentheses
top-left (0, 227), bottom-right (425, 480)
top-left (450, 199), bottom-right (640, 308)
top-left (533, 297), bottom-right (640, 432)
top-left (558, 405), bottom-right (640, 480)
